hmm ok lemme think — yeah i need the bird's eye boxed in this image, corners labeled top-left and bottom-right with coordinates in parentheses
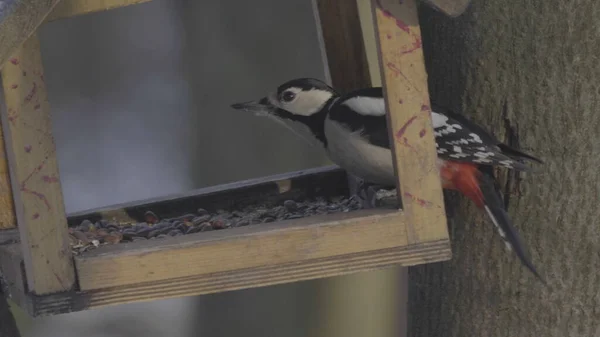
top-left (281, 91), bottom-right (296, 103)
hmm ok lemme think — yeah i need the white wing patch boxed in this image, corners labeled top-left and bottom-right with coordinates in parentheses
top-left (431, 111), bottom-right (449, 128)
top-left (432, 111), bottom-right (463, 136)
top-left (469, 132), bottom-right (483, 143)
top-left (342, 97), bottom-right (386, 116)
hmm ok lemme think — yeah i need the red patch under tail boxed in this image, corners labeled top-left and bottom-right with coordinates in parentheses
top-left (440, 161), bottom-right (484, 207)
top-left (439, 160), bottom-right (546, 283)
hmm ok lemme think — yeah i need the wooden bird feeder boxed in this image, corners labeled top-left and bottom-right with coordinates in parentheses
top-left (0, 0), bottom-right (468, 316)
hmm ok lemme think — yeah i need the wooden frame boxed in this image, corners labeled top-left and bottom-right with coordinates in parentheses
top-left (0, 0), bottom-right (468, 316)
top-left (0, 166), bottom-right (450, 315)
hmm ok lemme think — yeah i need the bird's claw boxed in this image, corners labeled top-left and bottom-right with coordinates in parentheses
top-left (356, 181), bottom-right (398, 209)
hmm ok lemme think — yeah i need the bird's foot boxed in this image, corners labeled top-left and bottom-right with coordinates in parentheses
top-left (356, 181), bottom-right (398, 209)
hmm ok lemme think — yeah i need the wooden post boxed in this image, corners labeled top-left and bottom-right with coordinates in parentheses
top-left (372, 0), bottom-right (447, 243)
top-left (0, 34), bottom-right (75, 295)
top-left (312, 2), bottom-right (405, 336)
top-left (314, 0), bottom-right (372, 92)
top-left (0, 124), bottom-right (16, 229)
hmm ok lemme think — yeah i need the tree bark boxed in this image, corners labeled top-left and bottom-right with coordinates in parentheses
top-left (409, 1), bottom-right (600, 336)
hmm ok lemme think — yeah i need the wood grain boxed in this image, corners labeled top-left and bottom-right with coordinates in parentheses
top-left (0, 34), bottom-right (75, 295)
top-left (46, 0), bottom-right (153, 22)
top-left (75, 208), bottom-right (449, 290)
top-left (0, 0), bottom-right (62, 71)
top-left (0, 224), bottom-right (449, 316)
top-left (419, 0), bottom-right (471, 17)
top-left (314, 0), bottom-right (371, 92)
top-left (0, 122), bottom-right (15, 229)
top-left (371, 0), bottom-right (449, 246)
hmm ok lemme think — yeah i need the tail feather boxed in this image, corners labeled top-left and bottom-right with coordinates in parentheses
top-left (450, 164), bottom-right (546, 284)
top-left (498, 143), bottom-right (544, 164)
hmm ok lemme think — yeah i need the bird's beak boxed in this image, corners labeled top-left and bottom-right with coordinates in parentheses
top-left (230, 97), bottom-right (273, 117)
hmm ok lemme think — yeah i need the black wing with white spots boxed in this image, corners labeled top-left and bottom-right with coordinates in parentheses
top-left (327, 87), bottom-right (541, 170)
top-left (430, 104), bottom-right (541, 170)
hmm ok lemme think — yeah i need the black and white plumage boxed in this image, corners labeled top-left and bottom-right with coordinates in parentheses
top-left (231, 78), bottom-right (545, 283)
top-left (328, 86), bottom-right (539, 171)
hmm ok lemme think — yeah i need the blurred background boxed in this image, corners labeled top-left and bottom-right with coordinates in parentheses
top-left (18, 0), bottom-right (405, 336)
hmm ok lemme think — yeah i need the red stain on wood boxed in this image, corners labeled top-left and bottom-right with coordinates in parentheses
top-left (20, 158), bottom-right (52, 210)
top-left (10, 84), bottom-right (18, 89)
top-left (403, 192), bottom-right (433, 208)
top-left (399, 99), bottom-right (403, 104)
top-left (24, 145), bottom-right (32, 153)
top-left (9, 58), bottom-right (19, 65)
top-left (400, 36), bottom-right (422, 54)
top-left (375, 0), bottom-right (409, 33)
top-left (399, 137), bottom-right (420, 156)
top-left (21, 188), bottom-right (51, 210)
top-left (32, 213), bottom-right (40, 220)
top-left (7, 108), bottom-right (17, 125)
top-left (42, 175), bottom-right (59, 183)
top-left (386, 63), bottom-right (421, 94)
top-left (396, 115), bottom-right (417, 138)
top-left (421, 104), bottom-right (430, 111)
top-left (419, 129), bottom-right (426, 137)
top-left (400, 136), bottom-right (413, 149)
top-left (386, 62), bottom-right (401, 77)
top-left (34, 104), bottom-right (41, 110)
top-left (394, 18), bottom-right (410, 33)
top-left (24, 82), bottom-right (37, 103)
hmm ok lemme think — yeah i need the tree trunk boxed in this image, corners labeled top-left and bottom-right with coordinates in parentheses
top-left (0, 294), bottom-right (21, 337)
top-left (409, 1), bottom-right (600, 336)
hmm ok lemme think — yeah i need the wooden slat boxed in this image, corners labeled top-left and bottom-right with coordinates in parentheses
top-left (75, 208), bottom-right (449, 291)
top-left (0, 123), bottom-right (16, 229)
top-left (0, 0), bottom-right (62, 71)
top-left (371, 0), bottom-right (449, 245)
top-left (0, 34), bottom-right (75, 295)
top-left (0, 232), bottom-right (448, 316)
top-left (0, 211), bottom-right (449, 316)
top-left (420, 0), bottom-right (471, 17)
top-left (0, 164), bottom-right (450, 315)
top-left (314, 0), bottom-right (371, 92)
top-left (45, 0), bottom-right (153, 22)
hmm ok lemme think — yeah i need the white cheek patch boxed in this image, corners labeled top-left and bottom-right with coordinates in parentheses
top-left (284, 89), bottom-right (333, 116)
top-left (342, 97), bottom-right (386, 116)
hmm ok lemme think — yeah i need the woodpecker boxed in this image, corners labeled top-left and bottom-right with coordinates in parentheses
top-left (231, 78), bottom-right (544, 282)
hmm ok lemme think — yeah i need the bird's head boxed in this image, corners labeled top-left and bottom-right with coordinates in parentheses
top-left (230, 78), bottom-right (338, 119)
top-left (230, 78), bottom-right (338, 146)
